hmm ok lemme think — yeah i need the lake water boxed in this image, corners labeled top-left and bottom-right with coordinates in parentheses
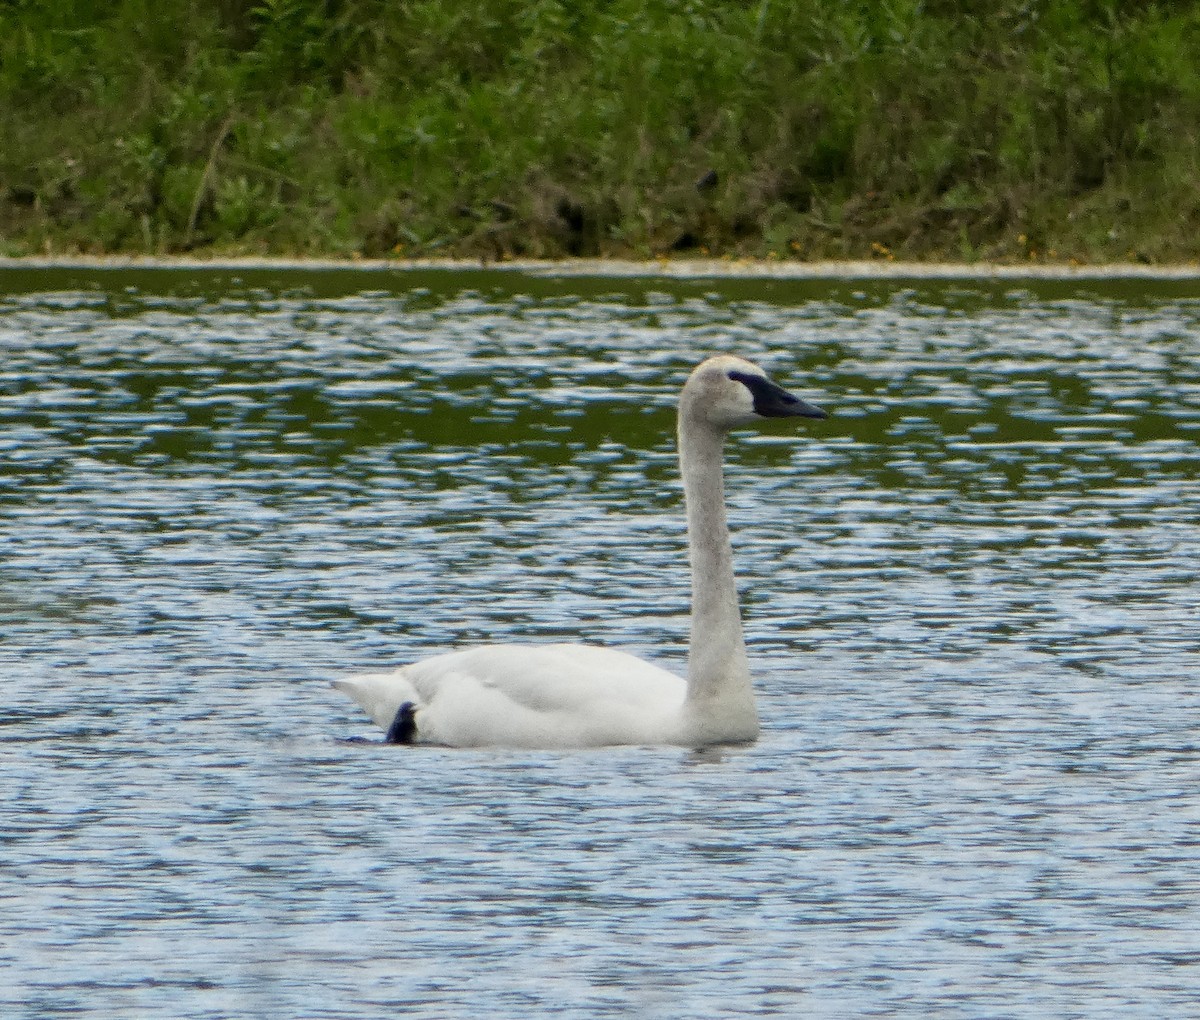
top-left (2, 264), bottom-right (1198, 1018)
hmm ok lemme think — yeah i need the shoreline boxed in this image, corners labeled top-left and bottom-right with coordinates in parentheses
top-left (3, 254), bottom-right (1200, 281)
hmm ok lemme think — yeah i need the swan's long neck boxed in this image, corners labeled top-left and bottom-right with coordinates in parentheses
top-left (677, 412), bottom-right (757, 738)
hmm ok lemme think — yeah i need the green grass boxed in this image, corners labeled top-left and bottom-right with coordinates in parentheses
top-left (3, 0), bottom-right (1200, 262)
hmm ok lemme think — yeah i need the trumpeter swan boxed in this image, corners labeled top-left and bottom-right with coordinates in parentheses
top-left (332, 355), bottom-right (825, 748)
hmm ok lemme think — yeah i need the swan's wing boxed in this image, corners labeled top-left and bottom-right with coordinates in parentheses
top-left (334, 643), bottom-right (687, 748)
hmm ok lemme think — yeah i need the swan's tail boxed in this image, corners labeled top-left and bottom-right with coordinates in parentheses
top-left (331, 670), bottom-right (418, 734)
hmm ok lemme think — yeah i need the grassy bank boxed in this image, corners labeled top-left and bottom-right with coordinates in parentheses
top-left (3, 0), bottom-right (1200, 263)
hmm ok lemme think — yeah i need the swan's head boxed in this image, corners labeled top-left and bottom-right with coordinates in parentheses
top-left (681, 355), bottom-right (826, 430)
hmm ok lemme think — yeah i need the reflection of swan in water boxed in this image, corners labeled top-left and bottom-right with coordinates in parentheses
top-left (333, 355), bottom-right (826, 749)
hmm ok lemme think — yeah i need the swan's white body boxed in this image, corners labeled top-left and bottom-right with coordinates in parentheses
top-left (333, 355), bottom-right (825, 748)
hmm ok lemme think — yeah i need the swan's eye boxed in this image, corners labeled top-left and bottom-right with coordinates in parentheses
top-left (727, 369), bottom-right (767, 391)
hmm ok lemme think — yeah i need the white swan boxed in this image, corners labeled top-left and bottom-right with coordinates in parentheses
top-left (332, 355), bottom-right (825, 748)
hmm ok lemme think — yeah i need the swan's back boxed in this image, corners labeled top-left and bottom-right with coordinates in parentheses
top-left (333, 643), bottom-right (688, 748)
